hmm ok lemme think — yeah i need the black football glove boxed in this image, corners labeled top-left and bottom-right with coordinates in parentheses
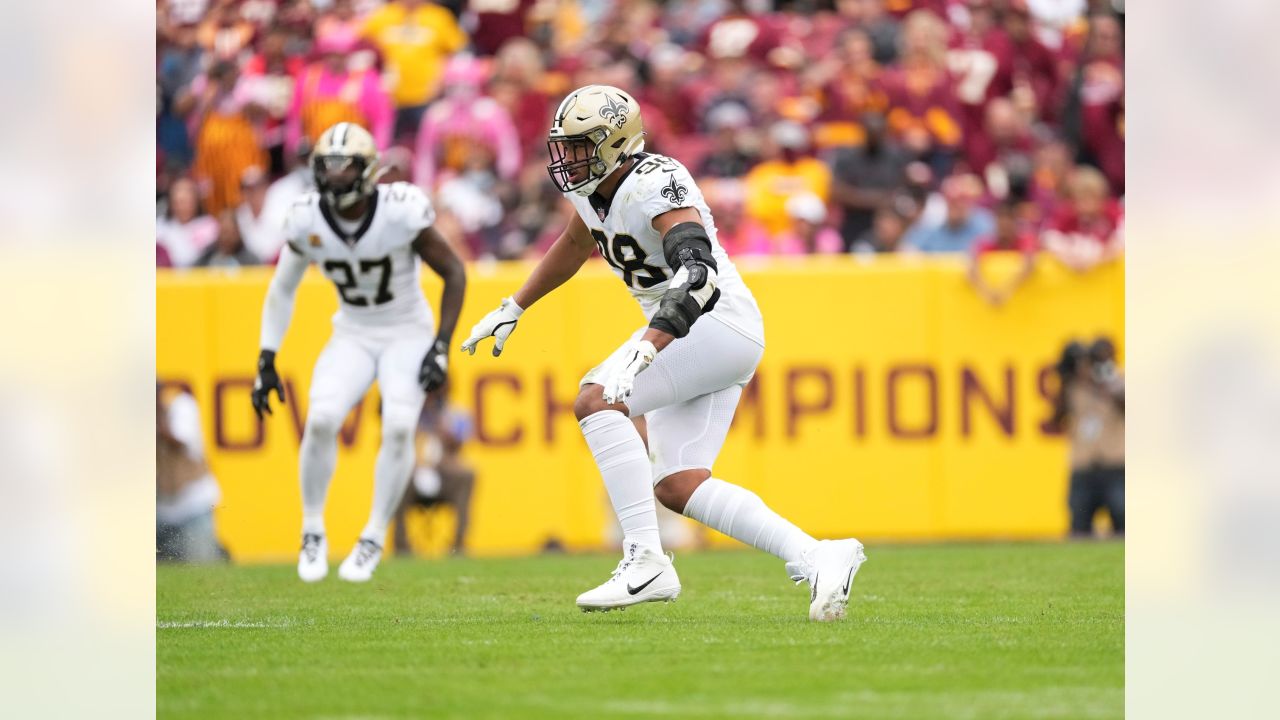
top-left (252, 350), bottom-right (285, 419)
top-left (419, 339), bottom-right (448, 392)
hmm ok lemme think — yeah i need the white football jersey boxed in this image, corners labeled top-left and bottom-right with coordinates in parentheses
top-left (566, 153), bottom-right (764, 346)
top-left (283, 182), bottom-right (436, 329)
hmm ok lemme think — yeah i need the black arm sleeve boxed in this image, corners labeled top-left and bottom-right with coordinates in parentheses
top-left (661, 222), bottom-right (718, 273)
top-left (649, 222), bottom-right (721, 338)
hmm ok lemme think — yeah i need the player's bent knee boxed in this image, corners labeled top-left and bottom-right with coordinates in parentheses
top-left (305, 411), bottom-right (344, 440)
top-left (654, 469), bottom-right (711, 514)
top-left (573, 385), bottom-right (624, 421)
top-left (381, 422), bottom-right (414, 449)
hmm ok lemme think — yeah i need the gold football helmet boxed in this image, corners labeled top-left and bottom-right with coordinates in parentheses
top-left (312, 122), bottom-right (381, 210)
top-left (547, 85), bottom-right (646, 196)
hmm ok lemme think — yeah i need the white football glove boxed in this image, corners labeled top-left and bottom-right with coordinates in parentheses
top-left (601, 339), bottom-right (658, 405)
top-left (461, 297), bottom-right (524, 357)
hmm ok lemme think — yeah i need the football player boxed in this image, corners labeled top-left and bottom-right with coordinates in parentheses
top-left (462, 87), bottom-right (866, 621)
top-left (252, 122), bottom-right (466, 583)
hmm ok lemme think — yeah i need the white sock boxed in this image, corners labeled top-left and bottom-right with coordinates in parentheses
top-left (683, 478), bottom-right (818, 563)
top-left (299, 418), bottom-right (339, 536)
top-left (359, 423), bottom-right (416, 544)
top-left (580, 410), bottom-right (663, 551)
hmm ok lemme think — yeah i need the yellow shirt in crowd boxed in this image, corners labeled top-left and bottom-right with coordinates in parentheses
top-left (363, 2), bottom-right (468, 108)
top-left (744, 158), bottom-right (832, 237)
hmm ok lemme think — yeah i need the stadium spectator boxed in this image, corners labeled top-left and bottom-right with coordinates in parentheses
top-left (698, 102), bottom-right (758, 179)
top-left (488, 38), bottom-right (554, 164)
top-left (851, 195), bottom-right (915, 254)
top-left (903, 173), bottom-right (994, 253)
top-left (780, 193), bottom-right (843, 255)
top-left (966, 200), bottom-right (1038, 306)
top-left (233, 166), bottom-right (277, 262)
top-left (829, 111), bottom-right (910, 252)
top-left (182, 60), bottom-right (269, 215)
top-left (239, 29), bottom-right (305, 175)
top-left (882, 9), bottom-right (963, 179)
top-left (413, 56), bottom-right (522, 191)
top-left (1042, 165), bottom-right (1122, 272)
top-left (1066, 12), bottom-right (1124, 194)
top-left (157, 21), bottom-right (204, 168)
top-left (157, 385), bottom-right (226, 562)
top-left (379, 146), bottom-right (415, 185)
top-left (157, 177), bottom-right (219, 268)
top-left (1026, 0), bottom-right (1087, 51)
top-left (744, 121), bottom-right (831, 237)
top-left (969, 97), bottom-right (1036, 199)
top-left (285, 31), bottom-right (392, 156)
top-left (1051, 337), bottom-right (1125, 537)
top-left (196, 210), bottom-right (261, 268)
top-left (314, 0), bottom-right (365, 48)
top-left (1002, 1), bottom-right (1061, 124)
top-left (468, 0), bottom-right (540, 57)
top-left (835, 0), bottom-right (902, 65)
top-left (947, 0), bottom-right (1017, 163)
top-left (196, 0), bottom-right (256, 61)
top-left (393, 389), bottom-right (477, 556)
top-left (362, 0), bottom-right (469, 141)
top-left (813, 28), bottom-right (889, 151)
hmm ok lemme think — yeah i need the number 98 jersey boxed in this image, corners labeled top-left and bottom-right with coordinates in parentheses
top-left (284, 181), bottom-right (436, 330)
top-left (565, 153), bottom-right (765, 346)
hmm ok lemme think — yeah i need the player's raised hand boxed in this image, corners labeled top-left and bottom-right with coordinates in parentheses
top-left (419, 339), bottom-right (449, 392)
top-left (251, 350), bottom-right (285, 420)
top-left (601, 340), bottom-right (657, 405)
top-left (461, 297), bottom-right (524, 357)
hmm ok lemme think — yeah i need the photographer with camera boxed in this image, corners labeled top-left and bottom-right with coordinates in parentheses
top-left (1052, 337), bottom-right (1125, 537)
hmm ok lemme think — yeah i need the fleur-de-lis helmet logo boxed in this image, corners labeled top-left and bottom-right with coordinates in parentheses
top-left (598, 93), bottom-right (629, 129)
top-left (660, 176), bottom-right (688, 205)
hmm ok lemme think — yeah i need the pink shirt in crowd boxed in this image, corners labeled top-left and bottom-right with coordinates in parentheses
top-left (284, 65), bottom-right (392, 155)
top-left (414, 94), bottom-right (521, 189)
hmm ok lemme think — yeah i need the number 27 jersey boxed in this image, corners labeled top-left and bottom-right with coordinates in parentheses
top-left (283, 181), bottom-right (436, 330)
top-left (565, 153), bottom-right (764, 346)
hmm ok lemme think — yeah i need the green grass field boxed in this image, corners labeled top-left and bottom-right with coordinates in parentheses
top-left (157, 542), bottom-right (1123, 719)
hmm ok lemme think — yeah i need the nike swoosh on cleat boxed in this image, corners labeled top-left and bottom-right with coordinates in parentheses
top-left (627, 573), bottom-right (664, 595)
top-left (810, 572), bottom-right (818, 603)
top-left (842, 566), bottom-right (856, 596)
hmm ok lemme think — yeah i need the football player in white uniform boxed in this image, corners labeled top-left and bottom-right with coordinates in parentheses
top-left (462, 86), bottom-right (866, 621)
top-left (252, 122), bottom-right (466, 583)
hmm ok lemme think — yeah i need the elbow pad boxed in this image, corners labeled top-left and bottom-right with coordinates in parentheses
top-left (649, 222), bottom-right (722, 338)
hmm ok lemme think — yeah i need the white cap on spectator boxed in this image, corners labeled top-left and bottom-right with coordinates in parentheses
top-left (707, 102), bottom-right (751, 131)
top-left (786, 193), bottom-right (827, 225)
top-left (770, 120), bottom-right (809, 150)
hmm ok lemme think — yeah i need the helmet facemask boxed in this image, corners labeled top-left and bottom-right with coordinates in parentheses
top-left (314, 154), bottom-right (376, 211)
top-left (547, 127), bottom-right (612, 196)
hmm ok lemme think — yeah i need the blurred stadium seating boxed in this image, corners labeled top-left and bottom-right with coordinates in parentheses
top-left (157, 0), bottom-right (1124, 265)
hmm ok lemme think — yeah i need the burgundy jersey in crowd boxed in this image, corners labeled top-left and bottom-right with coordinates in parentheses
top-left (881, 64), bottom-right (963, 150)
top-left (469, 0), bottom-right (539, 57)
top-left (949, 25), bottom-right (1015, 167)
top-left (1049, 199), bottom-right (1123, 246)
top-left (1079, 57), bottom-right (1125, 194)
top-left (699, 12), bottom-right (784, 62)
top-left (1010, 33), bottom-right (1062, 122)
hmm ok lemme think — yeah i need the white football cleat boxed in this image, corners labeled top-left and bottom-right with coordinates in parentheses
top-left (337, 538), bottom-right (383, 583)
top-left (576, 543), bottom-right (681, 612)
top-left (298, 533), bottom-right (328, 583)
top-left (787, 539), bottom-right (867, 622)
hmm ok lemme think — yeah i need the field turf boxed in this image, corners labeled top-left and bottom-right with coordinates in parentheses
top-left (157, 542), bottom-right (1123, 719)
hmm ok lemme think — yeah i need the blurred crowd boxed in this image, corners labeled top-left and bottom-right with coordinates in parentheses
top-left (157, 0), bottom-right (1124, 273)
